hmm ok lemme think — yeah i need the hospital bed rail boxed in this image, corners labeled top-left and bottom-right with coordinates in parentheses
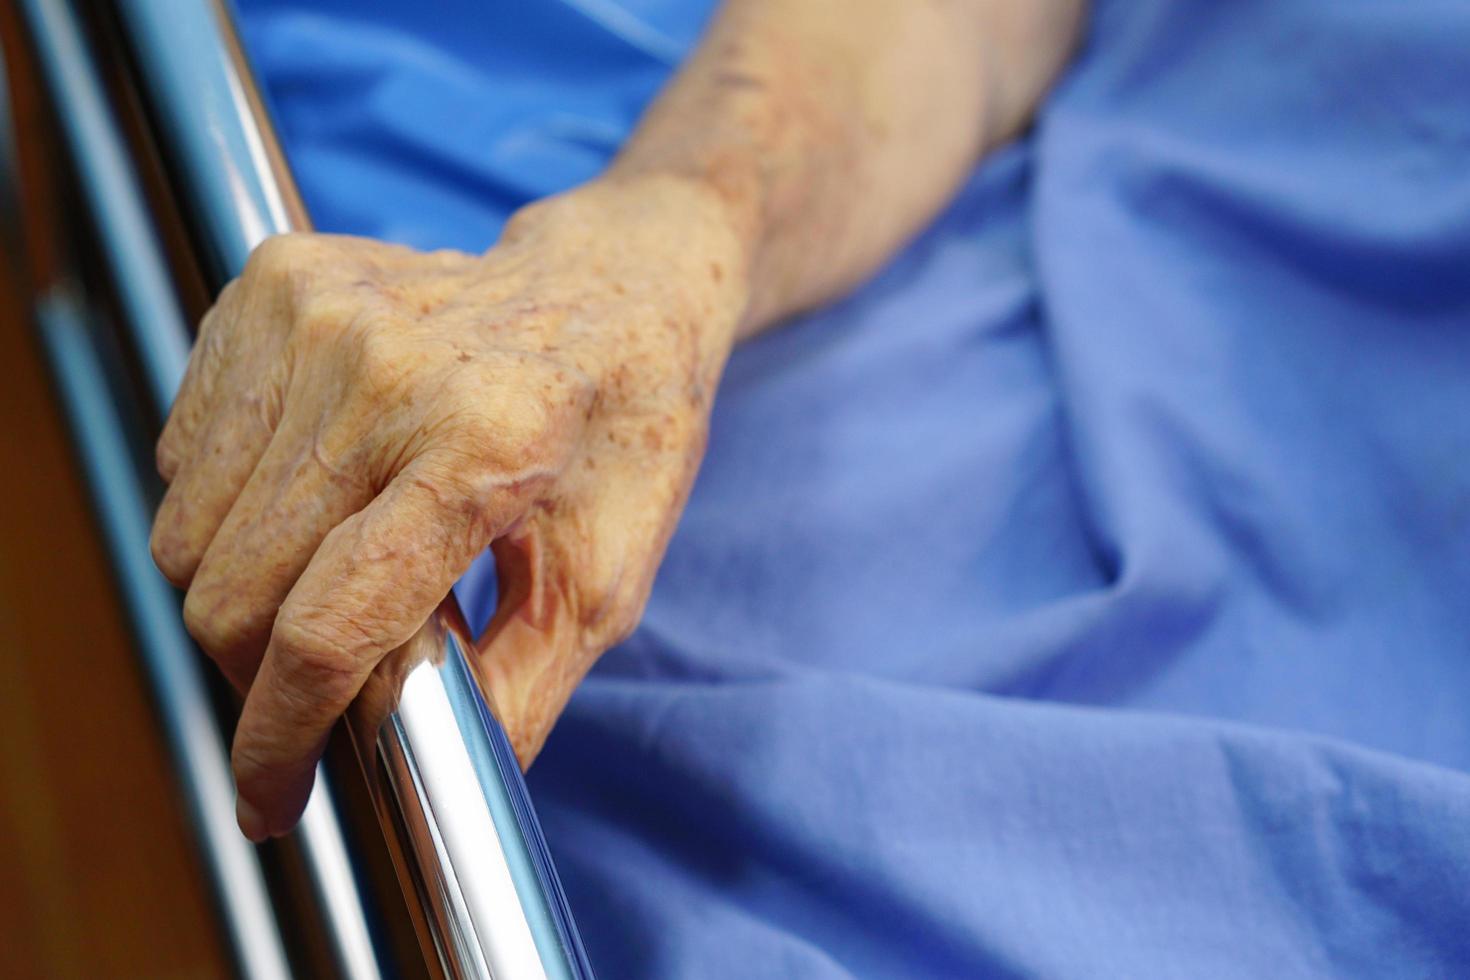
top-left (4, 1), bottom-right (594, 977)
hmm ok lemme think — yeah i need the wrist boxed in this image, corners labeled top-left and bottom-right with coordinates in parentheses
top-left (600, 150), bottom-right (773, 335)
top-left (589, 172), bottom-right (752, 360)
top-left (489, 174), bottom-right (751, 392)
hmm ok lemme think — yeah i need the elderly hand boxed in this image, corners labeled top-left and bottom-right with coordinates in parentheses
top-left (150, 176), bottom-right (748, 840)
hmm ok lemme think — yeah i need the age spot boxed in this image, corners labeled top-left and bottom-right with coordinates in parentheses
top-left (713, 69), bottom-right (765, 92)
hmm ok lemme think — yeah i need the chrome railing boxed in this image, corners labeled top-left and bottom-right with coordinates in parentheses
top-left (12, 1), bottom-right (593, 977)
top-left (15, 0), bottom-right (294, 974)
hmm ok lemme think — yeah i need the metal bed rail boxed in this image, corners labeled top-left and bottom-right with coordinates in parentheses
top-left (9, 1), bottom-right (594, 977)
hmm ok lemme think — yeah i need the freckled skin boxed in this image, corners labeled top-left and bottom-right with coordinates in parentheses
top-left (151, 178), bottom-right (746, 835)
top-left (151, 0), bottom-right (1084, 840)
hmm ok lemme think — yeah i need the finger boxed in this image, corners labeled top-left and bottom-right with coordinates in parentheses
top-left (158, 232), bottom-right (302, 490)
top-left (150, 386), bottom-right (281, 587)
top-left (181, 412), bottom-right (377, 689)
top-left (231, 454), bottom-right (545, 840)
top-left (157, 290), bottom-right (235, 483)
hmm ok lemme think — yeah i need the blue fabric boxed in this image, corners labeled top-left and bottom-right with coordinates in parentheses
top-left (239, 1), bottom-right (1470, 975)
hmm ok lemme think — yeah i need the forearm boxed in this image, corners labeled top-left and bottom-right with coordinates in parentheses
top-left (606, 0), bottom-right (1087, 335)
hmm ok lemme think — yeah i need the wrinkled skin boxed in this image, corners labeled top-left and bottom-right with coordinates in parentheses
top-left (150, 0), bottom-right (1084, 842)
top-left (150, 176), bottom-right (748, 839)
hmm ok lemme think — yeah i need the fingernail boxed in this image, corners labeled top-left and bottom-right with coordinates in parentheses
top-left (236, 794), bottom-right (268, 843)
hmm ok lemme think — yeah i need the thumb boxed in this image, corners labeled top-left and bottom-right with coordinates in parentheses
top-left (477, 507), bottom-right (654, 767)
top-left (476, 527), bottom-right (593, 768)
top-left (477, 433), bottom-right (697, 766)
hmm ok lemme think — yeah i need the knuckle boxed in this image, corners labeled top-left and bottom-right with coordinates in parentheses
top-left (182, 576), bottom-right (266, 667)
top-left (292, 301), bottom-right (349, 349)
top-left (470, 385), bottom-right (564, 466)
top-left (250, 373), bottom-right (288, 434)
top-left (245, 233), bottom-right (306, 285)
top-left (408, 453), bottom-right (524, 548)
top-left (348, 321), bottom-right (410, 402)
top-left (443, 358), bottom-right (590, 476)
top-left (444, 416), bottom-right (525, 479)
top-left (451, 445), bottom-right (551, 519)
top-left (270, 614), bottom-right (367, 707)
top-left (228, 360), bottom-right (289, 437)
top-left (476, 402), bottom-right (547, 460)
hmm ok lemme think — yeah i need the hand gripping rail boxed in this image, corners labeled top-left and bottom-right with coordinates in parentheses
top-left (16, 1), bottom-right (594, 977)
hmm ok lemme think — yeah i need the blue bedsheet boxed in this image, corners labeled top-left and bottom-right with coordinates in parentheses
top-left (238, 1), bottom-right (1470, 975)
